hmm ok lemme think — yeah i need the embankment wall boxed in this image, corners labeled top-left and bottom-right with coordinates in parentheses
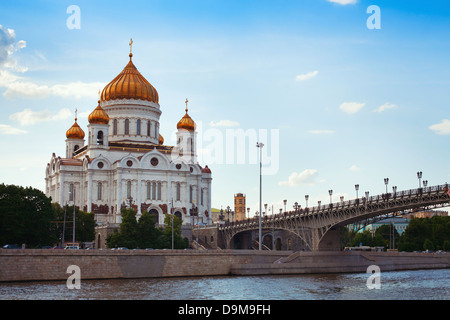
top-left (0, 249), bottom-right (449, 282)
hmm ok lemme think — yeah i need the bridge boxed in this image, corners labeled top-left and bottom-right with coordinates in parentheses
top-left (218, 184), bottom-right (450, 251)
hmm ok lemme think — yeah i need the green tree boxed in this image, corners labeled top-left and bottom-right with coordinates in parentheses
top-left (161, 214), bottom-right (189, 249)
top-left (51, 203), bottom-right (95, 246)
top-left (423, 238), bottom-right (434, 251)
top-left (0, 184), bottom-right (57, 248)
top-left (137, 210), bottom-right (162, 248)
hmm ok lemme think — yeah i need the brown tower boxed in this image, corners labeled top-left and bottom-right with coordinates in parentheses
top-left (234, 193), bottom-right (246, 221)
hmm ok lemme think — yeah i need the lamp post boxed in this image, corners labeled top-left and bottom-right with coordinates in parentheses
top-left (72, 187), bottom-right (76, 249)
top-left (305, 195), bottom-right (309, 208)
top-left (328, 190), bottom-right (333, 204)
top-left (355, 184), bottom-right (359, 199)
top-left (384, 178), bottom-right (389, 194)
top-left (247, 207), bottom-right (250, 219)
top-left (283, 199), bottom-right (287, 214)
top-left (293, 202), bottom-right (299, 213)
top-left (423, 180), bottom-right (428, 192)
top-left (365, 191), bottom-right (369, 200)
top-left (392, 186), bottom-right (397, 195)
top-left (417, 171), bottom-right (422, 188)
top-left (256, 142), bottom-right (264, 250)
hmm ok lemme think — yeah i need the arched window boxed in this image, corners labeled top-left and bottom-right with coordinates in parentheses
top-left (127, 181), bottom-right (131, 199)
top-left (69, 183), bottom-right (74, 201)
top-left (146, 182), bottom-right (151, 200)
top-left (97, 182), bottom-right (102, 200)
top-left (125, 119), bottom-right (129, 135)
top-left (176, 183), bottom-right (181, 201)
top-left (157, 182), bottom-right (161, 200)
top-left (113, 119), bottom-right (118, 135)
top-left (152, 182), bottom-right (156, 200)
top-left (147, 121), bottom-right (151, 136)
top-left (97, 131), bottom-right (104, 145)
top-left (137, 119), bottom-right (141, 135)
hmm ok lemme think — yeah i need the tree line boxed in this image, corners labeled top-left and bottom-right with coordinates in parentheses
top-left (106, 208), bottom-right (189, 249)
top-left (342, 215), bottom-right (450, 251)
top-left (0, 183), bottom-right (95, 248)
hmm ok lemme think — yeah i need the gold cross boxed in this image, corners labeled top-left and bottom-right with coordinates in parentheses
top-left (185, 98), bottom-right (188, 112)
top-left (129, 38), bottom-right (133, 54)
top-left (75, 108), bottom-right (78, 121)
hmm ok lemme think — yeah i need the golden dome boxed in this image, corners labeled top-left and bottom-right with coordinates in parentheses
top-left (158, 133), bottom-right (164, 145)
top-left (177, 99), bottom-right (196, 132)
top-left (100, 53), bottom-right (159, 103)
top-left (66, 117), bottom-right (85, 140)
top-left (88, 101), bottom-right (110, 124)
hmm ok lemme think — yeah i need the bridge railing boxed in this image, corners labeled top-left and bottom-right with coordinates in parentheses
top-left (219, 184), bottom-right (449, 229)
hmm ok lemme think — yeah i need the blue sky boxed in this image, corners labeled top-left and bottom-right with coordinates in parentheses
top-left (1, 0), bottom-right (450, 215)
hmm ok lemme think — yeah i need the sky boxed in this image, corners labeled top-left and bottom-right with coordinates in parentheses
top-left (1, 0), bottom-right (450, 216)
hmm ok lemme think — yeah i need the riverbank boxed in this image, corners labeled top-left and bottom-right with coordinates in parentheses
top-left (0, 249), bottom-right (449, 282)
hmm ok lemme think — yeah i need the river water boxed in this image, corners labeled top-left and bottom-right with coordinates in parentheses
top-left (1, 269), bottom-right (449, 300)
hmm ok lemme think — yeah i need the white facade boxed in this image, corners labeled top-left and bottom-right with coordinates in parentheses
top-left (45, 57), bottom-right (212, 226)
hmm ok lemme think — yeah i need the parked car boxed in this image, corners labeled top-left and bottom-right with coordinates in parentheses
top-left (3, 244), bottom-right (20, 249)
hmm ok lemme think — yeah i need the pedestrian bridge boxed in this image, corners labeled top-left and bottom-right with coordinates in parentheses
top-left (219, 184), bottom-right (450, 251)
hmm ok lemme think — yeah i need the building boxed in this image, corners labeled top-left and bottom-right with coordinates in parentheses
top-left (406, 209), bottom-right (448, 219)
top-left (234, 193), bottom-right (246, 221)
top-left (45, 44), bottom-right (213, 228)
top-left (371, 217), bottom-right (410, 235)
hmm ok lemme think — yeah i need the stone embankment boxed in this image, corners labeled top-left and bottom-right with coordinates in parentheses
top-left (0, 249), bottom-right (448, 282)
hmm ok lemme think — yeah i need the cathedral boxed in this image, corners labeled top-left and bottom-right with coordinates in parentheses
top-left (45, 43), bottom-right (213, 227)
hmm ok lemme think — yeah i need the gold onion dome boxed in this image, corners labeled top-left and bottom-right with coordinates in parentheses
top-left (100, 52), bottom-right (159, 104)
top-left (66, 115), bottom-right (85, 139)
top-left (159, 133), bottom-right (164, 145)
top-left (177, 99), bottom-right (196, 132)
top-left (88, 100), bottom-right (110, 124)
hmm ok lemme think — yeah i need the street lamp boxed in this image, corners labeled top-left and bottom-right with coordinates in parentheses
top-left (328, 190), bottom-right (333, 203)
top-left (318, 200), bottom-right (321, 209)
top-left (340, 196), bottom-right (344, 204)
top-left (355, 184), bottom-right (359, 199)
top-left (365, 191), bottom-right (369, 200)
top-left (305, 195), bottom-right (309, 208)
top-left (247, 207), bottom-right (250, 219)
top-left (69, 187), bottom-right (76, 249)
top-left (384, 178), bottom-right (389, 194)
top-left (293, 202), bottom-right (299, 213)
top-left (264, 203), bottom-right (268, 216)
top-left (283, 199), bottom-right (287, 213)
top-left (256, 141), bottom-right (264, 250)
top-left (417, 171), bottom-right (423, 188)
top-left (392, 186), bottom-right (397, 195)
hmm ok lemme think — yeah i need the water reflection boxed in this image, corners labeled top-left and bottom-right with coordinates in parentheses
top-left (0, 269), bottom-right (448, 300)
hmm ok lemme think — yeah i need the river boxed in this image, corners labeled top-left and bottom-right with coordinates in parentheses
top-left (0, 268), bottom-right (449, 300)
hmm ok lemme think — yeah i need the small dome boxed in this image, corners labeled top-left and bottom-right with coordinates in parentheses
top-left (177, 112), bottom-right (196, 132)
top-left (177, 100), bottom-right (196, 132)
top-left (201, 165), bottom-right (211, 174)
top-left (66, 118), bottom-right (85, 140)
top-left (101, 53), bottom-right (159, 103)
top-left (159, 133), bottom-right (164, 145)
top-left (88, 101), bottom-right (110, 124)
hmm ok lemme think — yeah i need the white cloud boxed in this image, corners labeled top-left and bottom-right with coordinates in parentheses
top-left (339, 102), bottom-right (365, 114)
top-left (373, 102), bottom-right (398, 113)
top-left (209, 120), bottom-right (240, 127)
top-left (0, 26), bottom-right (102, 100)
top-left (9, 108), bottom-right (72, 126)
top-left (308, 129), bottom-right (335, 135)
top-left (2, 80), bottom-right (104, 100)
top-left (0, 124), bottom-right (27, 134)
top-left (429, 119), bottom-right (450, 135)
top-left (349, 165), bottom-right (361, 172)
top-left (327, 0), bottom-right (358, 5)
top-left (278, 169), bottom-right (324, 187)
top-left (295, 70), bottom-right (318, 82)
